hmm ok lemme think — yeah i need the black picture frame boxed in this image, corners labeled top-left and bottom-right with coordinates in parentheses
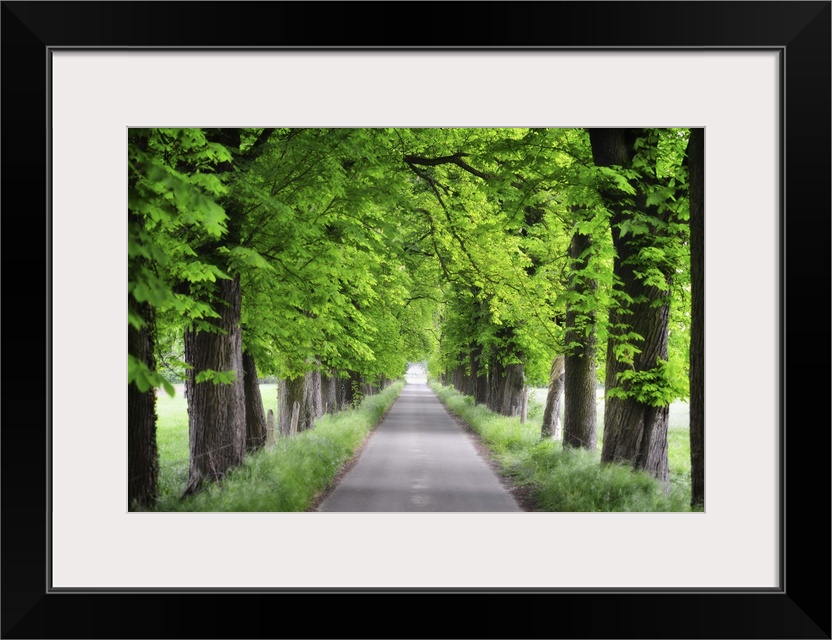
top-left (3, 2), bottom-right (829, 638)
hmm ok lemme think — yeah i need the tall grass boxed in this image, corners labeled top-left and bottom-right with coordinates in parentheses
top-left (431, 381), bottom-right (693, 512)
top-left (150, 382), bottom-right (403, 512)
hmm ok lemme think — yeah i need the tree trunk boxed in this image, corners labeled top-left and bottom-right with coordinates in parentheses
top-left (453, 365), bottom-right (466, 394)
top-left (128, 296), bottom-right (158, 510)
top-left (589, 128), bottom-right (671, 485)
top-left (243, 352), bottom-right (267, 452)
top-left (688, 127), bottom-right (705, 508)
top-left (562, 230), bottom-right (599, 450)
top-left (307, 363), bottom-right (323, 421)
top-left (500, 363), bottom-right (525, 417)
top-left (361, 378), bottom-right (375, 398)
top-left (487, 352), bottom-right (504, 413)
top-left (343, 370), bottom-right (362, 408)
top-left (183, 275), bottom-right (246, 496)
top-left (278, 376), bottom-right (304, 436)
top-left (470, 345), bottom-right (487, 404)
top-left (338, 372), bottom-right (353, 410)
top-left (541, 355), bottom-right (565, 439)
top-left (278, 370), bottom-right (320, 435)
top-left (563, 354), bottom-right (598, 450)
top-left (322, 368), bottom-right (339, 414)
top-left (601, 261), bottom-right (671, 483)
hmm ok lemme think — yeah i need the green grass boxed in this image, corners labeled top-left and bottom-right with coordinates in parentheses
top-left (150, 380), bottom-right (694, 512)
top-left (432, 381), bottom-right (694, 512)
top-left (151, 382), bottom-right (403, 512)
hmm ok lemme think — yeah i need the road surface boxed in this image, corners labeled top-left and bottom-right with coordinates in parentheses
top-left (316, 381), bottom-right (522, 512)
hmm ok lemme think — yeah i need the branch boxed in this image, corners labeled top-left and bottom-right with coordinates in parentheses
top-left (246, 128), bottom-right (276, 157)
top-left (404, 152), bottom-right (492, 180)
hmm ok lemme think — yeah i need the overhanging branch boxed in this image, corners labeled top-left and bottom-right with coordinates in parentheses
top-left (404, 152), bottom-right (492, 180)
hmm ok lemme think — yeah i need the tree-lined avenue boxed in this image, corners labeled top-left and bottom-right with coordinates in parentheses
top-left (128, 127), bottom-right (704, 511)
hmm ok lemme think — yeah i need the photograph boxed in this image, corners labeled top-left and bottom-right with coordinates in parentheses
top-left (128, 126), bottom-right (705, 515)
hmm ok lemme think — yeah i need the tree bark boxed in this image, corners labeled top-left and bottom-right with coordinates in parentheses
top-left (179, 129), bottom-right (275, 496)
top-left (322, 368), bottom-right (339, 414)
top-left (278, 370), bottom-right (320, 435)
top-left (470, 344), bottom-right (488, 405)
top-left (500, 363), bottom-right (525, 417)
top-left (343, 370), bottom-right (362, 408)
top-left (541, 355), bottom-right (565, 439)
top-left (453, 365), bottom-right (466, 394)
top-left (183, 275), bottom-right (246, 496)
top-left (243, 352), bottom-right (267, 452)
top-left (589, 128), bottom-right (671, 484)
top-left (278, 375), bottom-right (304, 436)
top-left (562, 230), bottom-right (598, 450)
top-left (128, 295), bottom-right (159, 510)
top-left (688, 127), bottom-right (705, 508)
top-left (308, 362), bottom-right (323, 421)
top-left (487, 351), bottom-right (504, 413)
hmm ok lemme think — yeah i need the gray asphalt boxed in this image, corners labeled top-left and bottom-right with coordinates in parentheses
top-left (316, 381), bottom-right (523, 512)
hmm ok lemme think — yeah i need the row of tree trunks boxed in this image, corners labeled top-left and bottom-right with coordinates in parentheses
top-left (277, 367), bottom-right (393, 437)
top-left (441, 340), bottom-right (526, 419)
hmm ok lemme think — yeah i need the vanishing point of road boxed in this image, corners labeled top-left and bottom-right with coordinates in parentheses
top-left (316, 380), bottom-right (523, 512)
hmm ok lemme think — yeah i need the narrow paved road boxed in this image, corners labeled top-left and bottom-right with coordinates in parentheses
top-left (316, 381), bottom-right (522, 512)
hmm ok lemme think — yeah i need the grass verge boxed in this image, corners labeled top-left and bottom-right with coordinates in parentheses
top-left (430, 380), bottom-right (694, 512)
top-left (151, 381), bottom-right (404, 512)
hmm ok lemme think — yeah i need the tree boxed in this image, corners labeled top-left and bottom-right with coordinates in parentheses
top-left (562, 228), bottom-right (599, 449)
top-left (181, 127), bottom-right (275, 495)
top-left (128, 128), bottom-right (231, 507)
top-left (588, 128), bottom-right (690, 485)
top-left (540, 354), bottom-right (565, 438)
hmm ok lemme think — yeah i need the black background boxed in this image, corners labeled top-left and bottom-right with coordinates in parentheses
top-left (2, 2), bottom-right (829, 638)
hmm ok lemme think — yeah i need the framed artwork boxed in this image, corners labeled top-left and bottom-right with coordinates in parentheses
top-left (4, 1), bottom-right (829, 638)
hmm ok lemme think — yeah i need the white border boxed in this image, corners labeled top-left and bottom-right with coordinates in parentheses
top-left (51, 51), bottom-right (780, 589)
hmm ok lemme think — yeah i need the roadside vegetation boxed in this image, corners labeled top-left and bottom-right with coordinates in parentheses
top-left (430, 380), bottom-right (695, 512)
top-left (147, 382), bottom-right (403, 512)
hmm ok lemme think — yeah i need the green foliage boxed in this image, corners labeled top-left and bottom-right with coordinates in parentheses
top-left (128, 128), bottom-right (233, 392)
top-left (607, 358), bottom-right (687, 406)
top-left (193, 369), bottom-right (237, 385)
top-left (130, 127), bottom-right (692, 400)
top-left (128, 354), bottom-right (174, 397)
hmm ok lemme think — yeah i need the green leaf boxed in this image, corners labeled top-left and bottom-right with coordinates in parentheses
top-left (194, 369), bottom-right (238, 384)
